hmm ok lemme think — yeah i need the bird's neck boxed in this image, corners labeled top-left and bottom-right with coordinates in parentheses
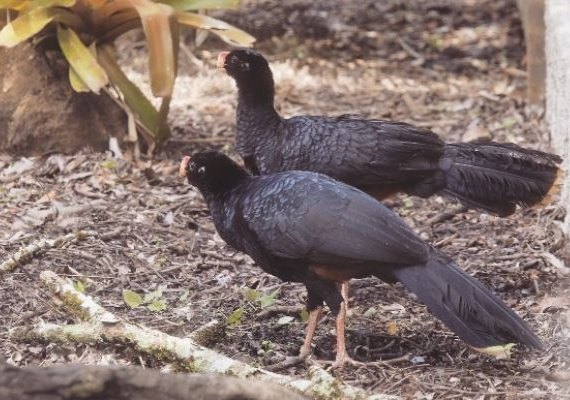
top-left (236, 70), bottom-right (276, 108)
top-left (235, 80), bottom-right (281, 158)
top-left (199, 169), bottom-right (250, 204)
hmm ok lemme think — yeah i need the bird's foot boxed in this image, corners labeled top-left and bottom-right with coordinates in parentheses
top-left (315, 352), bottom-right (363, 369)
top-left (330, 351), bottom-right (364, 369)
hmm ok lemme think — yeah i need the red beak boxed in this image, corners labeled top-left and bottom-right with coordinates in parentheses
top-left (217, 51), bottom-right (229, 69)
top-left (179, 156), bottom-right (191, 177)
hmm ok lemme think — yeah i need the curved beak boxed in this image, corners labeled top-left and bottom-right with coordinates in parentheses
top-left (179, 156), bottom-right (191, 177)
top-left (217, 51), bottom-right (229, 69)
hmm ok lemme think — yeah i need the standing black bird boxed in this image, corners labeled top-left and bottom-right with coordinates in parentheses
top-left (180, 151), bottom-right (543, 367)
top-left (218, 49), bottom-right (563, 217)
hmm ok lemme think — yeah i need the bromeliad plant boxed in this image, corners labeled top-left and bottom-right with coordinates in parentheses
top-left (0, 0), bottom-right (254, 146)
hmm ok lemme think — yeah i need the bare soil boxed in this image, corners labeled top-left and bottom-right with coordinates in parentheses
top-left (1, 0), bottom-right (569, 398)
top-left (0, 42), bottom-right (126, 155)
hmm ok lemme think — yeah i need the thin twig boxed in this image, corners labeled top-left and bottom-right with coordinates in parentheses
top-left (427, 205), bottom-right (468, 225)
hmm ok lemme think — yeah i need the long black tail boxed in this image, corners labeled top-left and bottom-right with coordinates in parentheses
top-left (391, 249), bottom-right (543, 352)
top-left (440, 141), bottom-right (563, 216)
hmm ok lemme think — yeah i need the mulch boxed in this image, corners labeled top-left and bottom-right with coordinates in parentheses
top-left (1, 0), bottom-right (569, 398)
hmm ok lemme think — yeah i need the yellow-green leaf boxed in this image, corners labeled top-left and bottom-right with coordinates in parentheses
top-left (244, 288), bottom-right (260, 302)
top-left (147, 298), bottom-right (167, 312)
top-left (129, 0), bottom-right (176, 97)
top-left (155, 95), bottom-right (172, 143)
top-left (143, 285), bottom-right (166, 303)
top-left (97, 43), bottom-right (169, 142)
top-left (471, 343), bottom-right (516, 360)
top-left (69, 65), bottom-right (89, 92)
top-left (226, 307), bottom-right (244, 326)
top-left (84, 0), bottom-right (112, 7)
top-left (0, 7), bottom-right (53, 47)
top-left (259, 289), bottom-right (279, 308)
top-left (123, 289), bottom-right (143, 308)
top-left (0, 0), bottom-right (26, 10)
top-left (176, 11), bottom-right (254, 46)
top-left (159, 0), bottom-right (238, 11)
top-left (57, 25), bottom-right (108, 93)
top-left (100, 159), bottom-right (117, 170)
top-left (21, 0), bottom-right (76, 11)
top-left (73, 280), bottom-right (86, 293)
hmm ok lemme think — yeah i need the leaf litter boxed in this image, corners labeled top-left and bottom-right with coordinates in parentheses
top-left (1, 0), bottom-right (569, 398)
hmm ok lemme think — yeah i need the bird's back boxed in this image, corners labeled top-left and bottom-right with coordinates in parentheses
top-left (225, 170), bottom-right (429, 268)
top-left (256, 115), bottom-right (445, 188)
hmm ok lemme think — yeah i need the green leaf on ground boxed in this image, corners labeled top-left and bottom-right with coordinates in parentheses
top-left (259, 289), bottom-right (279, 308)
top-left (226, 307), bottom-right (244, 326)
top-left (147, 298), bottom-right (168, 312)
top-left (123, 289), bottom-right (143, 308)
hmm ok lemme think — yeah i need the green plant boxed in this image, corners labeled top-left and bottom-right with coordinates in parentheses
top-left (0, 0), bottom-right (254, 146)
top-left (123, 285), bottom-right (169, 312)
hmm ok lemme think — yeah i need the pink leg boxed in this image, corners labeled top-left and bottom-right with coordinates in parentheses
top-left (333, 281), bottom-right (362, 368)
top-left (299, 307), bottom-right (323, 359)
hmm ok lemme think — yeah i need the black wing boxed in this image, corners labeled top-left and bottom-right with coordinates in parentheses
top-left (274, 115), bottom-right (444, 186)
top-left (238, 172), bottom-right (429, 267)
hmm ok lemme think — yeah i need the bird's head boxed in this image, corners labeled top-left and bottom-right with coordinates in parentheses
top-left (179, 151), bottom-right (250, 197)
top-left (217, 49), bottom-right (274, 103)
top-left (217, 49), bottom-right (270, 79)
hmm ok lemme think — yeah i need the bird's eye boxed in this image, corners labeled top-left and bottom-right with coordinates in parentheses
top-left (230, 56), bottom-right (238, 64)
top-left (198, 166), bottom-right (206, 174)
top-left (189, 162), bottom-right (196, 171)
top-left (239, 62), bottom-right (250, 72)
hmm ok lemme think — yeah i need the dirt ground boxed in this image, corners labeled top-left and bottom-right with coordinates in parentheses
top-left (1, 0), bottom-right (569, 398)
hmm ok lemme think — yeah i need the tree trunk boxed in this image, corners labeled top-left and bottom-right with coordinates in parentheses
top-left (0, 360), bottom-right (308, 400)
top-left (0, 41), bottom-right (127, 155)
top-left (545, 0), bottom-right (570, 234)
top-left (517, 0), bottom-right (546, 105)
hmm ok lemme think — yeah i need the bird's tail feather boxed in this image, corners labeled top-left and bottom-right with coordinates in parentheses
top-left (391, 249), bottom-right (543, 351)
top-left (440, 141), bottom-right (563, 216)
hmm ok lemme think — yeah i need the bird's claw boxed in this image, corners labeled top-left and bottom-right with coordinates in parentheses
top-left (330, 352), bottom-right (364, 369)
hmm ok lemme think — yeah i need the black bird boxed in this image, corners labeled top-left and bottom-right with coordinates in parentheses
top-left (218, 49), bottom-right (563, 217)
top-left (180, 150), bottom-right (543, 367)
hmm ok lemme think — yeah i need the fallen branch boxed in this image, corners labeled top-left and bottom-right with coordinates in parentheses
top-left (11, 271), bottom-right (397, 400)
top-left (0, 360), bottom-right (307, 400)
top-left (0, 228), bottom-right (123, 277)
top-left (0, 231), bottom-right (95, 277)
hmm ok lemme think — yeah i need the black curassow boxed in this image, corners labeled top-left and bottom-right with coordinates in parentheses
top-left (180, 151), bottom-right (543, 367)
top-left (218, 49), bottom-right (563, 217)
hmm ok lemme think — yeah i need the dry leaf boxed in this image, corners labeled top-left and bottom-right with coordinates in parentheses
top-left (36, 190), bottom-right (59, 204)
top-left (387, 320), bottom-right (399, 335)
top-left (538, 296), bottom-right (570, 312)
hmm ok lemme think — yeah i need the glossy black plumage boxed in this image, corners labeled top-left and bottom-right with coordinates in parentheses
top-left (183, 151), bottom-right (543, 351)
top-left (221, 49), bottom-right (563, 217)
